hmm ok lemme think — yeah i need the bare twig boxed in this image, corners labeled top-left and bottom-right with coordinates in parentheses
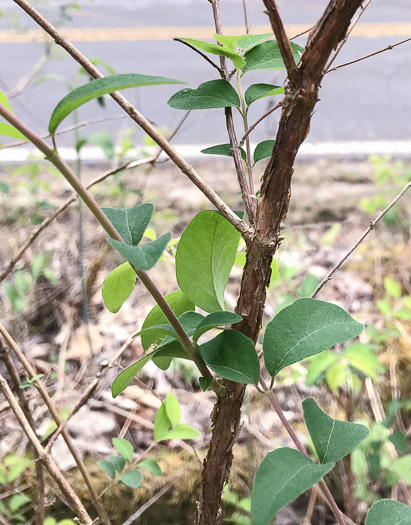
top-left (325, 0), bottom-right (372, 72)
top-left (327, 36), bottom-right (411, 74)
top-left (0, 323), bottom-right (110, 525)
top-left (239, 102), bottom-right (282, 147)
top-left (1, 344), bottom-right (45, 525)
top-left (121, 480), bottom-right (177, 525)
top-left (12, 0), bottom-right (249, 238)
top-left (263, 0), bottom-right (301, 87)
top-left (290, 26), bottom-right (314, 40)
top-left (0, 373), bottom-right (93, 524)
top-left (6, 54), bottom-right (48, 99)
top-left (311, 181), bottom-right (411, 298)
top-left (173, 38), bottom-right (222, 74)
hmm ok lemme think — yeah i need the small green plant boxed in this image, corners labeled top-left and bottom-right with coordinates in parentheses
top-left (0, 453), bottom-right (33, 523)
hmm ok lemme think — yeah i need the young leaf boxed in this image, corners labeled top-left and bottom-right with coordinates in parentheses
top-left (242, 40), bottom-right (304, 73)
top-left (107, 233), bottom-right (172, 270)
top-left (176, 210), bottom-right (241, 312)
top-left (9, 493), bottom-right (31, 514)
top-left (137, 458), bottom-right (162, 477)
top-left (141, 290), bottom-right (195, 351)
top-left (201, 143), bottom-right (247, 162)
top-left (112, 350), bottom-right (156, 398)
top-left (102, 262), bottom-right (136, 313)
top-left (389, 456), bottom-right (411, 484)
top-left (174, 37), bottom-right (245, 68)
top-left (168, 80), bottom-right (240, 111)
top-left (107, 456), bottom-right (126, 474)
top-left (342, 343), bottom-right (385, 380)
top-left (118, 470), bottom-right (143, 488)
top-left (302, 398), bottom-right (369, 463)
top-left (112, 438), bottom-right (134, 462)
top-left (193, 311), bottom-right (242, 342)
top-left (102, 203), bottom-right (154, 246)
top-left (199, 376), bottom-right (213, 391)
top-left (244, 83), bottom-right (284, 106)
top-left (154, 395), bottom-right (200, 442)
top-left (160, 424), bottom-right (201, 441)
top-left (97, 460), bottom-right (116, 479)
top-left (199, 330), bottom-right (260, 384)
top-left (49, 73), bottom-right (184, 133)
top-left (164, 393), bottom-right (181, 428)
top-left (0, 90), bottom-right (28, 141)
top-left (214, 33), bottom-right (273, 53)
top-left (251, 448), bottom-right (334, 525)
top-left (263, 298), bottom-right (363, 377)
top-left (305, 351), bottom-right (338, 386)
top-left (365, 499), bottom-right (411, 525)
top-left (253, 140), bottom-right (275, 163)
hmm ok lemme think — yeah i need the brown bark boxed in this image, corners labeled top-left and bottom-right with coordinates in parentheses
top-left (195, 0), bottom-right (365, 523)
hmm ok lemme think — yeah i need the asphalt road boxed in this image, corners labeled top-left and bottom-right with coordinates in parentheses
top-left (1, 0), bottom-right (411, 156)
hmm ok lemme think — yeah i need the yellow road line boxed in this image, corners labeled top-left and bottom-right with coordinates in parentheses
top-left (0, 23), bottom-right (410, 44)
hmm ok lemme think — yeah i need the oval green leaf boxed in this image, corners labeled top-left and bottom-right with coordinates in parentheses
top-left (244, 83), bottom-right (284, 106)
top-left (49, 73), bottom-right (184, 133)
top-left (253, 140), bottom-right (276, 163)
top-left (263, 298), bottom-right (364, 377)
top-left (199, 329), bottom-right (260, 384)
top-left (118, 470), bottom-right (143, 488)
top-left (302, 398), bottom-right (369, 463)
top-left (243, 40), bottom-right (304, 73)
top-left (97, 460), bottom-right (116, 479)
top-left (107, 456), bottom-right (126, 474)
top-left (137, 458), bottom-right (162, 477)
top-left (251, 448), bottom-right (334, 525)
top-left (164, 392), bottom-right (181, 428)
top-left (102, 262), bottom-right (136, 313)
top-left (141, 290), bottom-right (195, 351)
top-left (175, 37), bottom-right (245, 68)
top-left (160, 424), bottom-right (201, 441)
top-left (107, 233), bottom-right (172, 270)
top-left (168, 80), bottom-right (240, 110)
top-left (176, 210), bottom-right (241, 312)
top-left (193, 311), bottom-right (242, 342)
top-left (103, 203), bottom-right (154, 246)
top-left (365, 499), bottom-right (411, 525)
top-left (0, 91), bottom-right (28, 141)
top-left (214, 33), bottom-right (272, 53)
top-left (201, 143), bottom-right (247, 161)
top-left (112, 437), bottom-right (134, 462)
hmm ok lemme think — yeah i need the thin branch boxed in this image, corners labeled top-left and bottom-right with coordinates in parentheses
top-left (121, 480), bottom-right (177, 525)
top-left (262, 0), bottom-right (301, 87)
top-left (327, 36), bottom-right (411, 74)
top-left (290, 26), bottom-right (314, 40)
top-left (173, 38), bottom-right (222, 74)
top-left (0, 323), bottom-right (111, 525)
top-left (12, 0), bottom-right (249, 239)
top-left (239, 102), bottom-right (282, 147)
top-left (6, 54), bottom-right (48, 99)
top-left (259, 376), bottom-right (346, 525)
top-left (311, 180), bottom-right (411, 298)
top-left (325, 0), bottom-right (372, 72)
top-left (0, 373), bottom-right (93, 524)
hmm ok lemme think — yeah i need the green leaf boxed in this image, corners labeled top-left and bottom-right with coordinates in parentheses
top-left (343, 343), bottom-right (385, 380)
top-left (199, 377), bottom-right (213, 391)
top-left (107, 233), bottom-right (172, 270)
top-left (201, 143), bottom-right (246, 162)
top-left (155, 311), bottom-right (204, 351)
top-left (263, 298), bottom-right (363, 377)
top-left (103, 203), bottom-right (154, 246)
top-left (176, 210), bottom-right (241, 312)
top-left (164, 392), bottom-right (181, 427)
top-left (389, 455), bottom-right (411, 484)
top-left (305, 351), bottom-right (338, 386)
top-left (49, 73), bottom-right (184, 133)
top-left (244, 83), bottom-right (284, 106)
top-left (253, 140), bottom-right (275, 163)
top-left (107, 456), bottom-right (126, 473)
top-left (112, 351), bottom-right (157, 397)
top-left (326, 361), bottom-right (348, 391)
top-left (112, 438), bottom-right (134, 462)
top-left (154, 395), bottom-right (200, 442)
top-left (102, 262), bottom-right (136, 313)
top-left (214, 33), bottom-right (273, 53)
top-left (302, 398), bottom-right (369, 463)
top-left (243, 40), bottom-right (304, 73)
top-left (174, 37), bottom-right (245, 68)
top-left (137, 458), bottom-right (162, 477)
top-left (251, 448), bottom-right (334, 525)
top-left (300, 274), bottom-right (320, 298)
top-left (97, 460), bottom-right (116, 479)
top-left (389, 430), bottom-right (408, 454)
top-left (141, 290), bottom-right (195, 351)
top-left (0, 122), bottom-right (28, 141)
top-left (0, 89), bottom-right (13, 111)
top-left (9, 493), bottom-right (31, 514)
top-left (365, 499), bottom-right (411, 525)
top-left (159, 424), bottom-right (201, 441)
top-left (384, 277), bottom-right (402, 299)
top-left (199, 329), bottom-right (260, 384)
top-left (118, 469), bottom-right (143, 488)
top-left (154, 402), bottom-right (170, 442)
top-left (193, 311), bottom-right (242, 342)
top-left (168, 80), bottom-right (240, 111)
